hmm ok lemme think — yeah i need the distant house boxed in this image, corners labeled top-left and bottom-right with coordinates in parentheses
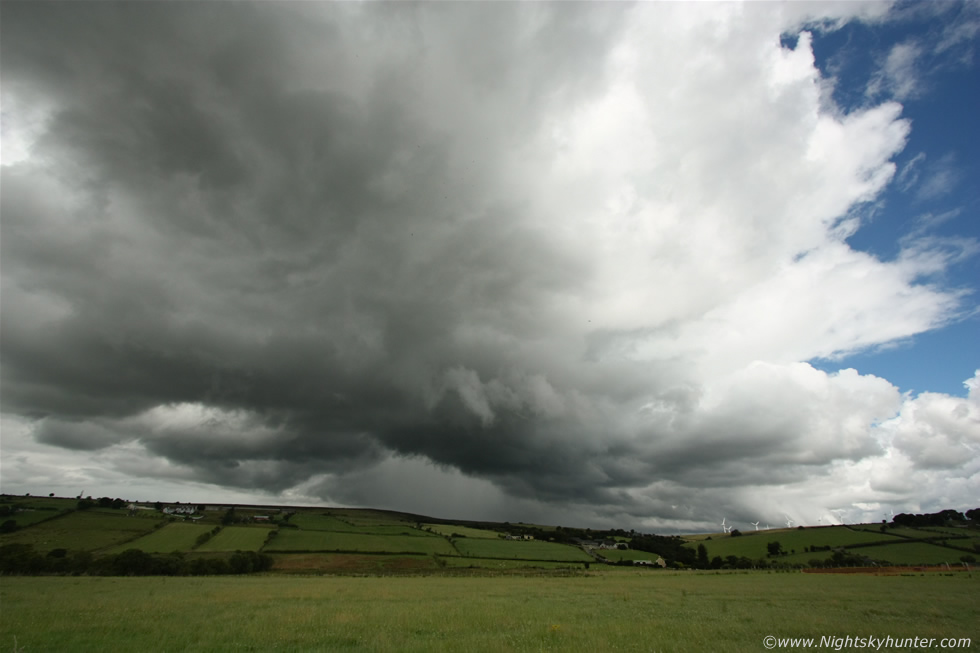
top-left (571, 538), bottom-right (601, 548)
top-left (254, 515), bottom-right (270, 522)
top-left (162, 506), bottom-right (197, 515)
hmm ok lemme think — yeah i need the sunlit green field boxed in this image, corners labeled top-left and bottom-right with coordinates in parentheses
top-left (1, 572), bottom-right (976, 652)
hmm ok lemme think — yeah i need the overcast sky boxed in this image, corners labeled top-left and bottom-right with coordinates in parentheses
top-left (1, 1), bottom-right (977, 533)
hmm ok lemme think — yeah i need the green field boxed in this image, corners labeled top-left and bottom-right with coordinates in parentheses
top-left (289, 512), bottom-right (362, 532)
top-left (598, 548), bottom-right (664, 562)
top-left (687, 526), bottom-right (902, 560)
top-left (453, 538), bottom-right (592, 562)
top-left (848, 542), bottom-right (972, 566)
top-left (265, 529), bottom-right (455, 555)
top-left (289, 512), bottom-right (427, 536)
top-left (328, 508), bottom-right (416, 527)
top-left (0, 511), bottom-right (163, 553)
top-left (424, 523), bottom-right (502, 539)
top-left (0, 506), bottom-right (69, 529)
top-left (852, 525), bottom-right (953, 540)
top-left (1, 572), bottom-right (976, 652)
top-left (196, 526), bottom-right (273, 552)
top-left (439, 556), bottom-right (584, 570)
top-left (104, 522), bottom-right (212, 554)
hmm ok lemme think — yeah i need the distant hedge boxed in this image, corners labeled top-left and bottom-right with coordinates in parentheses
top-left (0, 543), bottom-right (273, 576)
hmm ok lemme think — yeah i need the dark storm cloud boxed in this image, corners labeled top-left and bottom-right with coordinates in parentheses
top-left (0, 2), bottom-right (640, 501)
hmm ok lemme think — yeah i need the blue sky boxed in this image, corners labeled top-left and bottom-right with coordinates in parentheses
top-left (807, 4), bottom-right (979, 397)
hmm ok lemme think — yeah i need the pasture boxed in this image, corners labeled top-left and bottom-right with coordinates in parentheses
top-left (0, 511), bottom-right (162, 553)
top-left (599, 548), bottom-right (665, 562)
top-left (289, 512), bottom-right (363, 532)
top-left (844, 542), bottom-right (971, 566)
top-left (452, 538), bottom-right (592, 562)
top-left (423, 523), bottom-right (502, 539)
top-left (265, 529), bottom-right (456, 555)
top-left (104, 522), bottom-right (212, 554)
top-left (1, 571), bottom-right (976, 652)
top-left (196, 526), bottom-right (272, 552)
top-left (688, 526), bottom-right (905, 559)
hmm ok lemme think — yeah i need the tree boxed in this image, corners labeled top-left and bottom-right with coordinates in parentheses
top-left (767, 541), bottom-right (783, 556)
top-left (697, 543), bottom-right (709, 568)
top-left (111, 549), bottom-right (155, 576)
top-left (222, 507), bottom-right (237, 525)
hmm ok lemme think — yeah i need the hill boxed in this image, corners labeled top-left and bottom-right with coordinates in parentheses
top-left (1, 494), bottom-right (977, 575)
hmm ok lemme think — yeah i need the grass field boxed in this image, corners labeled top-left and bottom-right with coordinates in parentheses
top-left (848, 542), bottom-right (973, 566)
top-left (1, 572), bottom-right (976, 652)
top-left (423, 523), bottom-right (502, 539)
top-left (265, 530), bottom-right (456, 555)
top-left (0, 511), bottom-right (163, 553)
top-left (439, 556), bottom-right (584, 570)
top-left (852, 525), bottom-right (953, 539)
top-left (289, 513), bottom-right (362, 532)
top-left (687, 526), bottom-right (902, 560)
top-left (289, 512), bottom-right (428, 536)
top-left (1, 507), bottom-right (69, 529)
top-left (270, 552), bottom-right (441, 574)
top-left (328, 508), bottom-right (416, 527)
top-left (599, 548), bottom-right (664, 562)
top-left (453, 538), bottom-right (592, 561)
top-left (196, 526), bottom-right (273, 552)
top-left (2, 497), bottom-right (79, 513)
top-left (104, 522), bottom-right (212, 554)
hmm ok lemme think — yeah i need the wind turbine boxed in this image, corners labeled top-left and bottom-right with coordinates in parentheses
top-left (751, 521), bottom-right (760, 531)
top-left (785, 517), bottom-right (794, 528)
top-left (721, 518), bottom-right (727, 533)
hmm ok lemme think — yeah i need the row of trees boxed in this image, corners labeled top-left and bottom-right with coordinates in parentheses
top-left (892, 509), bottom-right (978, 528)
top-left (0, 543), bottom-right (273, 576)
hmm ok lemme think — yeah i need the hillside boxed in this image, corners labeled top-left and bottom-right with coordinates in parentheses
top-left (2, 495), bottom-right (977, 575)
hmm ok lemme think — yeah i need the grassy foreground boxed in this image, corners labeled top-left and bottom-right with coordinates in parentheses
top-left (1, 571), bottom-right (977, 652)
